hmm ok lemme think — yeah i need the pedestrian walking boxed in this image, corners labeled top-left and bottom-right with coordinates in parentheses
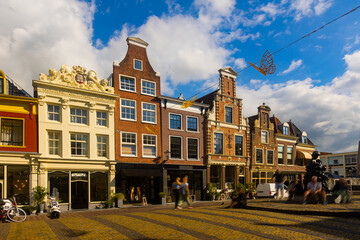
top-left (178, 176), bottom-right (192, 209)
top-left (171, 177), bottom-right (181, 209)
top-left (272, 169), bottom-right (286, 200)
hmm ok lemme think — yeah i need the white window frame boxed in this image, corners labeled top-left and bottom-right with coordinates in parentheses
top-left (186, 116), bottom-right (199, 133)
top-left (70, 107), bottom-right (88, 125)
top-left (120, 132), bottom-right (137, 157)
top-left (287, 146), bottom-right (294, 165)
top-left (234, 134), bottom-right (243, 156)
top-left (214, 131), bottom-right (224, 155)
top-left (278, 145), bottom-right (285, 165)
top-left (96, 111), bottom-right (107, 127)
top-left (119, 74), bottom-right (136, 93)
top-left (141, 79), bottom-right (156, 96)
top-left (169, 135), bottom-right (183, 160)
top-left (133, 59), bottom-right (143, 71)
top-left (187, 137), bottom-right (199, 161)
top-left (142, 102), bottom-right (157, 124)
top-left (225, 106), bottom-right (233, 124)
top-left (255, 148), bottom-right (263, 164)
top-left (267, 150), bottom-right (274, 165)
top-left (169, 113), bottom-right (182, 131)
top-left (283, 123), bottom-right (289, 135)
top-left (120, 98), bottom-right (137, 121)
top-left (261, 130), bottom-right (268, 144)
top-left (47, 104), bottom-right (61, 122)
top-left (97, 135), bottom-right (108, 158)
top-left (301, 131), bottom-right (307, 144)
top-left (48, 131), bottom-right (61, 156)
top-left (142, 134), bottom-right (157, 158)
top-left (70, 133), bottom-right (88, 157)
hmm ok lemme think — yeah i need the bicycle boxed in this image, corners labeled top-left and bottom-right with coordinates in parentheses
top-left (0, 196), bottom-right (27, 223)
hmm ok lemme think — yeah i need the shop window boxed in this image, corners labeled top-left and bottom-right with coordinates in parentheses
top-left (170, 136), bottom-right (182, 159)
top-left (278, 146), bottom-right (284, 164)
top-left (48, 171), bottom-right (69, 203)
top-left (96, 111), bottom-right (107, 126)
top-left (187, 138), bottom-right (198, 160)
top-left (70, 108), bottom-right (88, 125)
top-left (169, 114), bottom-right (181, 130)
top-left (235, 135), bottom-right (243, 156)
top-left (121, 132), bottom-right (137, 156)
top-left (48, 131), bottom-right (61, 156)
top-left (210, 166), bottom-right (220, 189)
top-left (141, 80), bottom-right (155, 96)
top-left (214, 133), bottom-right (223, 154)
top-left (1, 118), bottom-right (24, 146)
top-left (48, 104), bottom-right (60, 122)
top-left (142, 103), bottom-right (156, 123)
top-left (287, 146), bottom-right (293, 165)
top-left (143, 134), bottom-right (156, 158)
top-left (97, 135), bottom-right (108, 157)
top-left (90, 172), bottom-right (108, 202)
top-left (7, 165), bottom-right (29, 205)
top-left (187, 116), bottom-right (198, 132)
top-left (121, 99), bottom-right (136, 121)
top-left (70, 133), bottom-right (88, 156)
top-left (256, 149), bottom-right (263, 163)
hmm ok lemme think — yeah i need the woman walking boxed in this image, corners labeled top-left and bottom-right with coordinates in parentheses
top-left (178, 176), bottom-right (192, 209)
top-left (171, 177), bottom-right (181, 209)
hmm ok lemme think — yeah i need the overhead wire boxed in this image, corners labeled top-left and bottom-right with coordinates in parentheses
top-left (187, 4), bottom-right (360, 100)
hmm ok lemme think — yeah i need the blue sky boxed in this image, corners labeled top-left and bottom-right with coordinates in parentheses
top-left (0, 0), bottom-right (359, 153)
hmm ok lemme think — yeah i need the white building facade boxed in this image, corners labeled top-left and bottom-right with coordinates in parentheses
top-left (33, 65), bottom-right (117, 210)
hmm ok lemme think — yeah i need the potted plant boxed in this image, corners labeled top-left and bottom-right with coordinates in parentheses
top-left (33, 186), bottom-right (47, 213)
top-left (22, 205), bottom-right (37, 215)
top-left (116, 193), bottom-right (125, 208)
top-left (159, 192), bottom-right (167, 205)
top-left (246, 182), bottom-right (256, 199)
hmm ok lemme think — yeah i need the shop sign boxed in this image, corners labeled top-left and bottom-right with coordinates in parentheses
top-left (71, 172), bottom-right (87, 180)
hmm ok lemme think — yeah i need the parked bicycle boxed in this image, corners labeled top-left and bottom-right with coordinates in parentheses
top-left (0, 196), bottom-right (27, 223)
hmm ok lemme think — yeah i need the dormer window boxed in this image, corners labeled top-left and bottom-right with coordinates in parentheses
top-left (134, 59), bottom-right (143, 71)
top-left (301, 132), bottom-right (307, 144)
top-left (283, 123), bottom-right (289, 135)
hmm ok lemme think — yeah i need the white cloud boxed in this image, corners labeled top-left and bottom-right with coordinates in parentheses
top-left (280, 59), bottom-right (303, 75)
top-left (234, 58), bottom-right (247, 70)
top-left (290, 0), bottom-right (333, 21)
top-left (239, 49), bottom-right (360, 153)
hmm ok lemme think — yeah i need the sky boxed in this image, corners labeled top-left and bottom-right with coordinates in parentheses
top-left (0, 0), bottom-right (359, 153)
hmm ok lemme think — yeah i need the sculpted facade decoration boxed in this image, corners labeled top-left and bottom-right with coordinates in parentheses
top-left (39, 65), bottom-right (114, 94)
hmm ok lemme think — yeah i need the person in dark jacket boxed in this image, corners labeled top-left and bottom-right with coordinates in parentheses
top-left (225, 186), bottom-right (247, 208)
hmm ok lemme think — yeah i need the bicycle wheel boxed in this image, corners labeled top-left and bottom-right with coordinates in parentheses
top-left (7, 207), bottom-right (27, 222)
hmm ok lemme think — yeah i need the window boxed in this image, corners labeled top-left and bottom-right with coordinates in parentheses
top-left (261, 131), bottom-right (268, 143)
top-left (96, 111), bottom-right (107, 126)
top-left (90, 172), bottom-right (108, 202)
top-left (121, 99), bottom-right (136, 120)
top-left (142, 103), bottom-right (156, 123)
top-left (48, 131), bottom-right (61, 156)
top-left (134, 59), bottom-right (143, 71)
top-left (170, 114), bottom-right (181, 130)
top-left (188, 138), bottom-right (198, 160)
top-left (121, 132), bottom-right (136, 156)
top-left (235, 135), bottom-right (243, 156)
top-left (49, 171), bottom-right (69, 203)
top-left (283, 126), bottom-right (289, 135)
top-left (187, 116), bottom-right (198, 132)
top-left (70, 108), bottom-right (88, 125)
top-left (345, 155), bottom-right (357, 165)
top-left (267, 150), bottom-right (274, 164)
top-left (70, 133), bottom-right (88, 156)
top-left (256, 149), bottom-right (263, 163)
top-left (48, 104), bottom-right (60, 121)
top-left (7, 165), bottom-right (29, 205)
top-left (97, 135), bottom-right (108, 157)
top-left (302, 136), bottom-right (307, 144)
top-left (120, 75), bottom-right (135, 92)
top-left (287, 146), bottom-right (293, 165)
top-left (143, 135), bottom-right (156, 158)
top-left (225, 106), bottom-right (233, 123)
top-left (141, 80), bottom-right (155, 96)
top-left (170, 136), bottom-right (182, 159)
top-left (278, 146), bottom-right (284, 164)
top-left (0, 118), bottom-right (23, 146)
top-left (214, 133), bottom-right (223, 154)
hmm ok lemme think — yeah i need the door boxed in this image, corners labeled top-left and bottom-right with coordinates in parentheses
top-left (71, 181), bottom-right (88, 209)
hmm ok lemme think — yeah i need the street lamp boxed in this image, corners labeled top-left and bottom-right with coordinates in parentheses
top-left (162, 150), bottom-right (171, 165)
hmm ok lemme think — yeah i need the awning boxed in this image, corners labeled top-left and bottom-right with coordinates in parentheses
top-left (297, 150), bottom-right (312, 159)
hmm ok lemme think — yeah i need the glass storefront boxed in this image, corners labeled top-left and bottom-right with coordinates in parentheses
top-left (48, 171), bottom-right (69, 203)
top-left (90, 172), bottom-right (108, 201)
top-left (167, 170), bottom-right (203, 201)
top-left (7, 165), bottom-right (29, 205)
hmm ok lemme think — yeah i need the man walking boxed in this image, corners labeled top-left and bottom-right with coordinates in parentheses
top-left (272, 169), bottom-right (286, 200)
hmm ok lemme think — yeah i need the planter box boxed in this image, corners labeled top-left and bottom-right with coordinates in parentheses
top-left (161, 197), bottom-right (166, 205)
top-left (117, 199), bottom-right (123, 208)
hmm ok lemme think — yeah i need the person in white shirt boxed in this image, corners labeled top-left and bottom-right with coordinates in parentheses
top-left (303, 176), bottom-right (327, 205)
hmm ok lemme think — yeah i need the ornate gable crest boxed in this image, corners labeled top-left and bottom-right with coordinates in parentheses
top-left (39, 65), bottom-right (114, 94)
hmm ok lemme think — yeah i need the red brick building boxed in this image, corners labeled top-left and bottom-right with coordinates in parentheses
top-left (198, 67), bottom-right (250, 190)
top-left (158, 94), bottom-right (209, 200)
top-left (113, 37), bottom-right (162, 203)
top-left (0, 70), bottom-right (39, 204)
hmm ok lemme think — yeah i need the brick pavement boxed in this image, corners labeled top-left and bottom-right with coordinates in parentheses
top-left (0, 199), bottom-right (359, 239)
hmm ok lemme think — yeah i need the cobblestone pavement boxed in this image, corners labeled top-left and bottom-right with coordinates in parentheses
top-left (1, 200), bottom-right (359, 240)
